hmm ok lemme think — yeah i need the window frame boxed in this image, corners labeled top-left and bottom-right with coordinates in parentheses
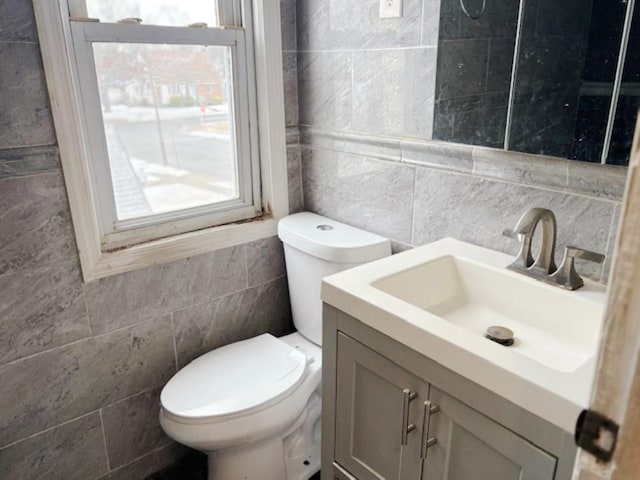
top-left (33, 0), bottom-right (289, 281)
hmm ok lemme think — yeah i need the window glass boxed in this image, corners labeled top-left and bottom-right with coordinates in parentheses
top-left (93, 42), bottom-right (237, 221)
top-left (85, 0), bottom-right (218, 27)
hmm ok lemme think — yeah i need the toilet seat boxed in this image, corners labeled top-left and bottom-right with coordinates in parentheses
top-left (161, 334), bottom-right (309, 420)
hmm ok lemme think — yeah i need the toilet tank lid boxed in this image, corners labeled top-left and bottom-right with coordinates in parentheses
top-left (160, 334), bottom-right (308, 419)
top-left (278, 212), bottom-right (391, 263)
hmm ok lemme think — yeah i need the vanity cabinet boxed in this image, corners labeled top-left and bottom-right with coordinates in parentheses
top-left (323, 306), bottom-right (577, 480)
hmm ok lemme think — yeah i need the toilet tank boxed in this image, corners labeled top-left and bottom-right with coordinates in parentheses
top-left (277, 212), bottom-right (391, 345)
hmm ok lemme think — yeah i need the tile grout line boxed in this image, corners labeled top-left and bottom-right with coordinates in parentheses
top-left (297, 144), bottom-right (305, 209)
top-left (99, 409), bottom-right (112, 472)
top-left (95, 442), bottom-right (178, 480)
top-left (170, 313), bottom-right (180, 372)
top-left (410, 165), bottom-right (418, 246)
top-left (83, 294), bottom-right (93, 337)
top-left (419, 0), bottom-right (426, 45)
top-left (242, 244), bottom-right (249, 289)
top-left (0, 314), bottom-right (172, 367)
top-left (0, 410), bottom-right (97, 451)
top-left (301, 141), bottom-right (624, 205)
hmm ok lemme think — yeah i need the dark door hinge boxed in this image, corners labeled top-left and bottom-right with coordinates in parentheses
top-left (575, 409), bottom-right (619, 462)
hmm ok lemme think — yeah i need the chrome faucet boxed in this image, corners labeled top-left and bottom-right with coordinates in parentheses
top-left (503, 208), bottom-right (605, 290)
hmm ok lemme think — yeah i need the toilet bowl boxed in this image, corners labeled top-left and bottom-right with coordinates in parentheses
top-left (160, 332), bottom-right (322, 480)
top-left (159, 212), bottom-right (391, 479)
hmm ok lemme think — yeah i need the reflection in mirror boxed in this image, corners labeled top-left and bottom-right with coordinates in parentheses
top-left (433, 0), bottom-right (638, 166)
top-left (434, 0), bottom-right (518, 149)
top-left (607, 4), bottom-right (640, 166)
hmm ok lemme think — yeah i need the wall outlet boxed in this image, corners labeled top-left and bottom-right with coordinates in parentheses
top-left (379, 0), bottom-right (403, 19)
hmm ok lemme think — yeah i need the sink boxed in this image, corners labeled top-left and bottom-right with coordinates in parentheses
top-left (321, 238), bottom-right (608, 432)
top-left (372, 254), bottom-right (601, 373)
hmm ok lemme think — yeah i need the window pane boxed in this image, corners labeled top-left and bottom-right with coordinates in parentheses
top-left (85, 0), bottom-right (218, 27)
top-left (93, 43), bottom-right (238, 222)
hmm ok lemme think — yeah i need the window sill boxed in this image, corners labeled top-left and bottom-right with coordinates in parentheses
top-left (85, 216), bottom-right (278, 281)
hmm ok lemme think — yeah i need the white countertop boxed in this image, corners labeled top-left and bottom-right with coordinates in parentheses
top-left (321, 238), bottom-right (608, 432)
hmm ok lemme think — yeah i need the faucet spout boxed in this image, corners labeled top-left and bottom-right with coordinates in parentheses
top-left (512, 208), bottom-right (557, 274)
top-left (504, 208), bottom-right (605, 290)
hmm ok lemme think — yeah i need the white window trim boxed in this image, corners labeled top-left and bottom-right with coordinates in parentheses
top-left (33, 0), bottom-right (289, 282)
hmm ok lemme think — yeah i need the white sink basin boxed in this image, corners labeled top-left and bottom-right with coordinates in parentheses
top-left (372, 254), bottom-right (602, 373)
top-left (321, 238), bottom-right (607, 432)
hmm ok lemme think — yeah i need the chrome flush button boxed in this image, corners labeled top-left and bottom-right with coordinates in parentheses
top-left (316, 224), bottom-right (333, 231)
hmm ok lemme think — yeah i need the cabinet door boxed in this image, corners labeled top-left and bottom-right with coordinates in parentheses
top-left (335, 333), bottom-right (428, 480)
top-left (422, 387), bottom-right (557, 480)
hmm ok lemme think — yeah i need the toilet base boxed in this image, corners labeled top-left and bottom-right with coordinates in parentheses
top-left (208, 436), bottom-right (287, 480)
top-left (206, 392), bottom-right (321, 480)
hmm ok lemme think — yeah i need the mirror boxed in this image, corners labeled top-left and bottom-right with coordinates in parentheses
top-left (433, 0), bottom-right (638, 166)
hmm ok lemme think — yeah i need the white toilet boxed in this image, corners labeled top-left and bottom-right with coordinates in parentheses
top-left (159, 212), bottom-right (391, 480)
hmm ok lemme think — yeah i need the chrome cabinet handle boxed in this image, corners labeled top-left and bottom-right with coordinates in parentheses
top-left (420, 400), bottom-right (440, 458)
top-left (401, 388), bottom-right (418, 445)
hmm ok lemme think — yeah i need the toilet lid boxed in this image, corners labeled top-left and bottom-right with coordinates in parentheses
top-left (160, 334), bottom-right (309, 419)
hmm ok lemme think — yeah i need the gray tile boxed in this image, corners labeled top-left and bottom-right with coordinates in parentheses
top-left (85, 246), bottom-right (247, 334)
top-left (0, 413), bottom-right (107, 480)
top-left (412, 168), bottom-right (614, 281)
top-left (602, 204), bottom-right (621, 283)
top-left (567, 162), bottom-right (628, 201)
top-left (173, 277), bottom-right (293, 367)
top-left (297, 0), bottom-right (423, 50)
top-left (472, 147), bottom-right (569, 191)
top-left (438, 0), bottom-right (461, 40)
top-left (287, 145), bottom-right (304, 213)
top-left (286, 126), bottom-right (300, 145)
top-left (280, 0), bottom-right (297, 51)
top-left (283, 52), bottom-right (299, 127)
top-left (102, 387), bottom-right (170, 469)
top-left (439, 95), bottom-right (508, 148)
top-left (436, 39), bottom-right (489, 100)
top-left (0, 171), bottom-right (77, 275)
top-left (97, 443), bottom-right (188, 480)
top-left (246, 236), bottom-right (286, 287)
top-left (421, 0), bottom-right (441, 46)
top-left (509, 87), bottom-right (581, 159)
top-left (299, 128), bottom-right (345, 151)
top-left (352, 48), bottom-right (436, 139)
top-left (401, 139), bottom-right (473, 173)
top-left (0, 146), bottom-right (59, 178)
top-left (0, 0), bottom-right (37, 42)
top-left (301, 147), bottom-right (415, 243)
top-left (0, 261), bottom-right (89, 365)
top-left (535, 0), bottom-right (591, 36)
top-left (343, 132), bottom-right (402, 162)
top-left (0, 317), bottom-right (175, 446)
top-left (456, 0), bottom-right (519, 39)
top-left (298, 51), bottom-right (352, 130)
top-left (487, 37), bottom-right (515, 94)
top-left (0, 43), bottom-right (56, 148)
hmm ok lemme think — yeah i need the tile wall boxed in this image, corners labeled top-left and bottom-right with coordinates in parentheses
top-left (0, 0), bottom-right (300, 478)
top-left (294, 0), bottom-right (627, 283)
top-left (434, 0), bottom-right (519, 147)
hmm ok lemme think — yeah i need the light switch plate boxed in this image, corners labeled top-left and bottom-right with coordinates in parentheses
top-left (380, 0), bottom-right (403, 19)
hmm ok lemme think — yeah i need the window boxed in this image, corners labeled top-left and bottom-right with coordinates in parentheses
top-left (34, 0), bottom-right (288, 280)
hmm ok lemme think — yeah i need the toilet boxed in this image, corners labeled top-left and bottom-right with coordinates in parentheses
top-left (159, 212), bottom-right (391, 480)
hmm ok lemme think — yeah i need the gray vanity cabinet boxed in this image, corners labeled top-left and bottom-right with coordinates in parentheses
top-left (423, 387), bottom-right (557, 480)
top-left (324, 306), bottom-right (574, 480)
top-left (335, 333), bottom-right (427, 480)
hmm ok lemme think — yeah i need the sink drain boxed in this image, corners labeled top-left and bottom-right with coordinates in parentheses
top-left (485, 326), bottom-right (514, 346)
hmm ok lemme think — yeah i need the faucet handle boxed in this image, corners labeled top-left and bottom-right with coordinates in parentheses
top-left (565, 246), bottom-right (605, 264)
top-left (502, 228), bottom-right (519, 240)
top-left (551, 246), bottom-right (605, 290)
